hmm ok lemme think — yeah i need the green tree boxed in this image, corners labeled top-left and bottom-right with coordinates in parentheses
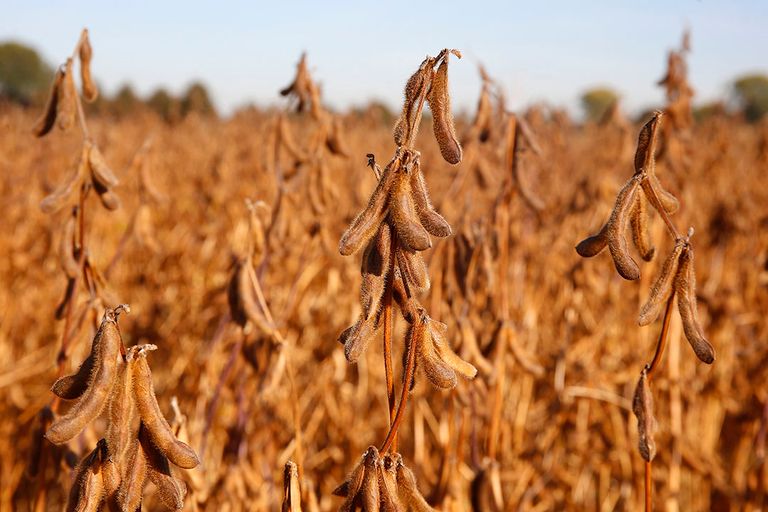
top-left (733, 74), bottom-right (768, 122)
top-left (181, 81), bottom-right (216, 117)
top-left (0, 42), bottom-right (53, 104)
top-left (580, 87), bottom-right (619, 123)
top-left (146, 87), bottom-right (180, 122)
top-left (111, 83), bottom-right (141, 116)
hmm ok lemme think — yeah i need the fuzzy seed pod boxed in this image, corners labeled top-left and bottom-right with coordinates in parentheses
top-left (52, 345), bottom-right (95, 401)
top-left (79, 30), bottom-right (98, 102)
top-left (412, 316), bottom-right (456, 389)
top-left (634, 112), bottom-right (662, 174)
top-left (629, 193), bottom-right (655, 261)
top-left (94, 179), bottom-right (121, 211)
top-left (642, 173), bottom-right (680, 215)
top-left (97, 439), bottom-right (122, 512)
top-left (339, 162), bottom-right (398, 256)
top-left (675, 248), bottom-right (715, 364)
top-left (638, 243), bottom-right (684, 326)
top-left (360, 222), bottom-right (391, 320)
top-left (282, 461), bottom-right (302, 512)
top-left (340, 315), bottom-right (377, 364)
top-left (47, 310), bottom-right (123, 444)
top-left (389, 167), bottom-right (431, 252)
top-left (632, 369), bottom-right (657, 462)
top-left (32, 68), bottom-right (64, 137)
top-left (409, 160), bottom-right (452, 238)
top-left (58, 59), bottom-right (77, 132)
top-left (396, 460), bottom-right (435, 512)
top-left (397, 248), bottom-right (430, 292)
top-left (392, 269), bottom-right (418, 324)
top-left (335, 448), bottom-right (369, 507)
top-left (88, 144), bottom-right (119, 188)
top-left (117, 437), bottom-right (147, 512)
top-left (429, 59), bottom-right (462, 165)
top-left (132, 353), bottom-right (200, 469)
top-left (574, 233), bottom-right (608, 258)
top-left (607, 178), bottom-right (641, 280)
top-left (361, 447), bottom-right (381, 512)
top-left (577, 177), bottom-right (641, 280)
top-left (66, 443), bottom-right (105, 512)
top-left (105, 353), bottom-right (135, 462)
top-left (379, 453), bottom-right (404, 512)
top-left (139, 422), bottom-right (187, 510)
top-left (394, 65), bottom-right (429, 146)
top-left (59, 208), bottom-right (81, 279)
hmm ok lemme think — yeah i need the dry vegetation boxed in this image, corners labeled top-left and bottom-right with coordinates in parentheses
top-left (0, 29), bottom-right (767, 511)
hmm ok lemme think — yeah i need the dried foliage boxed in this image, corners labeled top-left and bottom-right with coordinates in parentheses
top-left (0, 28), bottom-right (765, 512)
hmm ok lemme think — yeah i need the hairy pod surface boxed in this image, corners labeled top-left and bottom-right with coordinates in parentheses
top-left (429, 59), bottom-right (462, 165)
top-left (397, 248), bottom-right (430, 292)
top-left (66, 444), bottom-right (105, 512)
top-left (117, 437), bottom-right (147, 512)
top-left (360, 222), bottom-right (391, 321)
top-left (639, 243), bottom-right (684, 326)
top-left (379, 454), bottom-right (404, 511)
top-left (47, 311), bottom-right (122, 444)
top-left (389, 167), bottom-right (431, 252)
top-left (606, 178), bottom-right (641, 280)
top-left (139, 422), bottom-right (187, 510)
top-left (33, 68), bottom-right (64, 137)
top-left (88, 143), bottom-right (120, 188)
top-left (632, 369), bottom-right (657, 462)
top-left (339, 161), bottom-right (397, 256)
top-left (396, 461), bottom-right (435, 512)
top-left (57, 59), bottom-right (77, 132)
top-left (629, 193), bottom-right (655, 261)
top-left (132, 354), bottom-right (200, 469)
top-left (410, 160), bottom-right (452, 238)
top-left (79, 30), bottom-right (98, 102)
top-left (675, 248), bottom-right (716, 364)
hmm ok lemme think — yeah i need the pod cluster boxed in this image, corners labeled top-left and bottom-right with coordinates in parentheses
top-left (333, 447), bottom-right (436, 512)
top-left (47, 306), bottom-right (199, 511)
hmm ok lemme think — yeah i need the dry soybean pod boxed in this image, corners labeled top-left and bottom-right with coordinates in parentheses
top-left (416, 317), bottom-right (457, 389)
top-left (389, 166), bottom-right (431, 252)
top-left (397, 248), bottom-right (430, 291)
top-left (58, 58), bottom-right (77, 132)
top-left (47, 309), bottom-right (123, 444)
top-left (132, 352), bottom-right (200, 469)
top-left (409, 159), bottom-right (452, 237)
top-left (105, 351), bottom-right (135, 462)
top-left (89, 143), bottom-right (120, 188)
top-left (675, 247), bottom-right (716, 364)
top-left (66, 443), bottom-right (105, 512)
top-left (632, 368), bottom-right (657, 462)
top-left (360, 222), bottom-right (391, 320)
top-left (139, 422), bottom-right (187, 510)
top-left (379, 454), bottom-right (404, 511)
top-left (642, 173), bottom-right (680, 215)
top-left (79, 29), bottom-right (99, 102)
top-left (361, 447), bottom-right (381, 512)
top-left (339, 161), bottom-right (398, 256)
top-left (638, 242), bottom-right (684, 326)
top-left (629, 193), bottom-right (655, 261)
top-left (396, 461), bottom-right (435, 512)
top-left (431, 324), bottom-right (477, 380)
top-left (341, 315), bottom-right (377, 364)
top-left (32, 67), bottom-right (64, 137)
top-left (117, 437), bottom-right (147, 512)
top-left (429, 58), bottom-right (462, 165)
top-left (59, 206), bottom-right (81, 279)
top-left (606, 177), bottom-right (641, 280)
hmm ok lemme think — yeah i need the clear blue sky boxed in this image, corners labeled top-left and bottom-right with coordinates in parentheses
top-left (2, 1), bottom-right (766, 117)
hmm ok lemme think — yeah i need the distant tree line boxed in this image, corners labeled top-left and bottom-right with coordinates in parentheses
top-left (2, 40), bottom-right (766, 122)
top-left (0, 41), bottom-right (216, 120)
